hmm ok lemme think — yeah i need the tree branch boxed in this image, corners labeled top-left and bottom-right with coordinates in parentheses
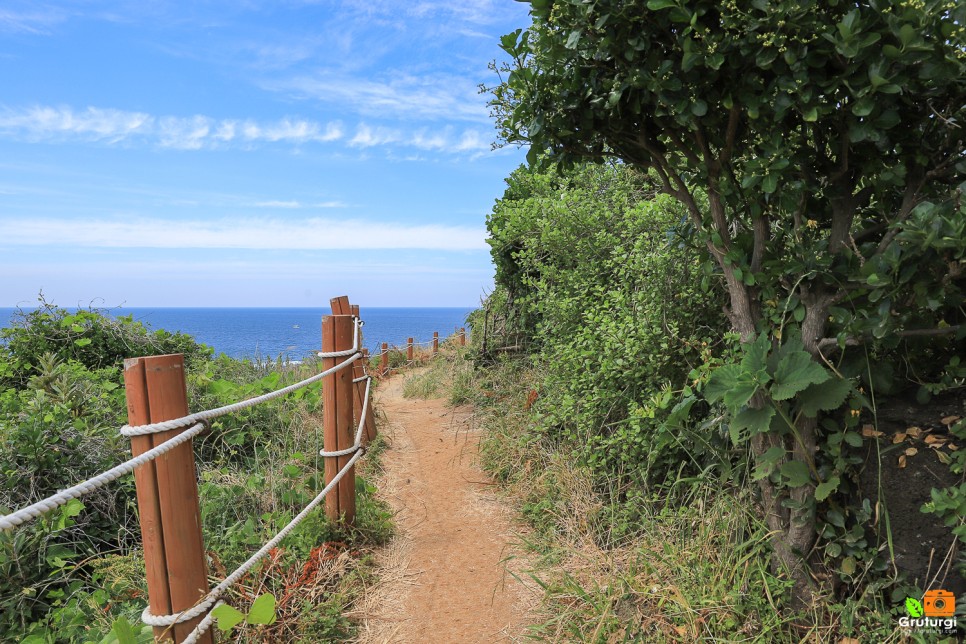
top-left (818, 325), bottom-right (962, 352)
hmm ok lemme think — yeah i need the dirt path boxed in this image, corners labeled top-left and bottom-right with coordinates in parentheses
top-left (355, 368), bottom-right (536, 643)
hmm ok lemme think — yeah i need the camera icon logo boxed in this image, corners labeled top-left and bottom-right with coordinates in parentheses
top-left (923, 589), bottom-right (956, 618)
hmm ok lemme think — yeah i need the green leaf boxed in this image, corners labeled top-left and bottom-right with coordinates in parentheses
top-left (74, 338), bottom-right (92, 347)
top-left (841, 556), bottom-right (856, 575)
top-left (731, 405), bottom-right (776, 437)
top-left (212, 604), bottom-right (246, 632)
top-left (797, 378), bottom-right (851, 417)
top-left (753, 446), bottom-right (786, 480)
top-left (815, 475), bottom-right (840, 501)
top-left (646, 0), bottom-right (678, 9)
top-left (565, 30), bottom-right (582, 49)
top-left (771, 351), bottom-right (829, 401)
top-left (111, 616), bottom-right (137, 644)
top-left (780, 460), bottom-right (811, 487)
top-left (905, 597), bottom-right (924, 617)
top-left (740, 334), bottom-right (770, 374)
top-left (691, 100), bottom-right (708, 117)
top-left (63, 498), bottom-right (84, 518)
top-left (762, 174), bottom-right (778, 194)
top-left (704, 364), bottom-right (741, 404)
top-left (246, 593), bottom-right (277, 625)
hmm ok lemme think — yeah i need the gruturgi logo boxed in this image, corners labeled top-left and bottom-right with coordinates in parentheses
top-left (900, 589), bottom-right (957, 634)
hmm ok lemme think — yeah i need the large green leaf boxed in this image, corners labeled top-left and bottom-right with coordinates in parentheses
top-left (740, 333), bottom-right (770, 375)
top-left (247, 593), bottom-right (277, 625)
top-left (731, 405), bottom-right (776, 438)
top-left (814, 475), bottom-right (840, 501)
top-left (752, 446), bottom-right (786, 481)
top-left (771, 351), bottom-right (829, 401)
top-left (212, 604), bottom-right (246, 632)
top-left (797, 377), bottom-right (852, 416)
top-left (704, 363), bottom-right (742, 404)
top-left (780, 460), bottom-right (812, 487)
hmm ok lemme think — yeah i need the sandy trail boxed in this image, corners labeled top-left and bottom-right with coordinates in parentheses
top-left (356, 368), bottom-right (535, 643)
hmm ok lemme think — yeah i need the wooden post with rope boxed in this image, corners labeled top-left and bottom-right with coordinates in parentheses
top-left (380, 342), bottom-right (389, 376)
top-left (123, 354), bottom-right (213, 644)
top-left (407, 337), bottom-right (414, 362)
top-left (433, 331), bottom-right (439, 355)
top-left (360, 348), bottom-right (377, 442)
top-left (322, 314), bottom-right (356, 524)
top-left (460, 327), bottom-right (466, 346)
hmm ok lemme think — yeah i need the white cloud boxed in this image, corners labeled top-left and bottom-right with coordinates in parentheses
top-left (0, 105), bottom-right (153, 142)
top-left (0, 105), bottom-right (345, 149)
top-left (251, 200), bottom-right (347, 209)
top-left (0, 105), bottom-right (490, 157)
top-left (271, 72), bottom-right (488, 123)
top-left (349, 123), bottom-right (401, 148)
top-left (0, 216), bottom-right (488, 250)
top-left (454, 129), bottom-right (489, 152)
top-left (0, 7), bottom-right (66, 34)
top-left (254, 200), bottom-right (302, 209)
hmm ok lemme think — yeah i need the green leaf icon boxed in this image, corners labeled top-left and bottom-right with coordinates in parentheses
top-left (905, 597), bottom-right (924, 617)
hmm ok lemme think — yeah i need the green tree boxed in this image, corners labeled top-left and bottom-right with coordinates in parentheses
top-left (489, 0), bottom-right (966, 606)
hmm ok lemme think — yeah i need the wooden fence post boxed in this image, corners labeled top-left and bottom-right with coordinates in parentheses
top-left (330, 295), bottom-right (351, 315)
top-left (360, 349), bottom-right (377, 442)
top-left (322, 314), bottom-right (356, 524)
top-left (460, 327), bottom-right (466, 346)
top-left (380, 342), bottom-right (388, 376)
top-left (407, 337), bottom-right (414, 362)
top-left (123, 354), bottom-right (212, 644)
top-left (433, 331), bottom-right (439, 355)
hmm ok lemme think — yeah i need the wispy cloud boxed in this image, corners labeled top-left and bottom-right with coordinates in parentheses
top-left (0, 216), bottom-right (488, 250)
top-left (0, 104), bottom-right (491, 155)
top-left (0, 7), bottom-right (67, 34)
top-left (0, 105), bottom-right (344, 150)
top-left (349, 123), bottom-right (401, 148)
top-left (270, 72), bottom-right (488, 123)
top-left (252, 200), bottom-right (347, 209)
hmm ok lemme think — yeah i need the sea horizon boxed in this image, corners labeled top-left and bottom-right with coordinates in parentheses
top-left (0, 306), bottom-right (475, 361)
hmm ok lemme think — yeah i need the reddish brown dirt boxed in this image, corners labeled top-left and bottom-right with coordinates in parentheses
top-left (356, 369), bottom-right (536, 643)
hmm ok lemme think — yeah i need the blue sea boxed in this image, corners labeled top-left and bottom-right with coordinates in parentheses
top-left (0, 307), bottom-right (474, 362)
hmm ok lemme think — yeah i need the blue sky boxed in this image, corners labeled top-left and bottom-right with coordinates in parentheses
top-left (0, 1), bottom-right (530, 307)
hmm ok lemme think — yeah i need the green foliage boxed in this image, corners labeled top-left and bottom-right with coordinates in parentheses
top-left (488, 0), bottom-right (966, 606)
top-left (0, 303), bottom-right (389, 641)
top-left (1, 296), bottom-right (210, 387)
top-left (921, 417), bottom-right (966, 579)
top-left (486, 161), bottom-right (727, 488)
top-left (212, 593), bottom-right (278, 632)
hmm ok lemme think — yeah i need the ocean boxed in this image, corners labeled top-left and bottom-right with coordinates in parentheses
top-left (0, 307), bottom-right (474, 362)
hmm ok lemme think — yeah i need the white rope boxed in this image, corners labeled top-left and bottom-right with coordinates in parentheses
top-left (319, 377), bottom-right (371, 458)
top-left (181, 602), bottom-right (222, 644)
top-left (2, 320), bottom-right (365, 529)
top-left (0, 420), bottom-right (207, 531)
top-left (146, 448), bottom-right (365, 637)
top-left (123, 319), bottom-right (363, 437)
top-left (121, 353), bottom-right (361, 437)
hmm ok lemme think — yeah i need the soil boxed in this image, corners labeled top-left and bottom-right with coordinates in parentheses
top-left (355, 368), bottom-right (537, 643)
top-left (858, 389), bottom-right (966, 596)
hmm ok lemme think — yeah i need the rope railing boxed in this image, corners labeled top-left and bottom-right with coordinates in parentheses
top-left (0, 319), bottom-right (363, 531)
top-left (150, 383), bottom-right (372, 644)
top-left (0, 302), bottom-right (379, 644)
top-left (1, 298), bottom-right (463, 643)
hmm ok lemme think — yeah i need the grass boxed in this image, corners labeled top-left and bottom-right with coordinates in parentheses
top-left (442, 349), bottom-right (919, 643)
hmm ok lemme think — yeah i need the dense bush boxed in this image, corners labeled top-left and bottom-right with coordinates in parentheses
top-left (485, 161), bottom-right (728, 488)
top-left (0, 303), bottom-right (389, 641)
top-left (1, 298), bottom-right (210, 388)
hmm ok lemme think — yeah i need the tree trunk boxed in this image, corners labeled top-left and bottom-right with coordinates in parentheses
top-left (722, 271), bottom-right (829, 610)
